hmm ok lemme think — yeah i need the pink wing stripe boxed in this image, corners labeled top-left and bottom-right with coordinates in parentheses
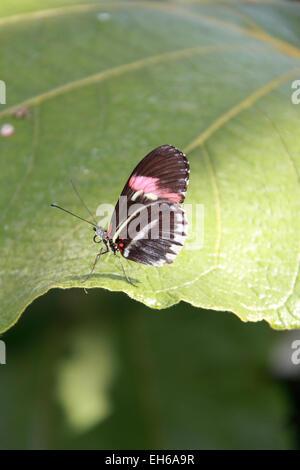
top-left (129, 175), bottom-right (159, 193)
top-left (129, 175), bottom-right (182, 202)
top-left (156, 190), bottom-right (182, 202)
top-left (107, 222), bottom-right (112, 237)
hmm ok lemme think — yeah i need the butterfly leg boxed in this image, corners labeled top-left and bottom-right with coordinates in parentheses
top-left (82, 246), bottom-right (109, 283)
top-left (114, 254), bottom-right (136, 286)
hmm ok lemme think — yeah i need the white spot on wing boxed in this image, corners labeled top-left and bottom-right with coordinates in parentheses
top-left (131, 190), bottom-right (143, 201)
top-left (144, 193), bottom-right (158, 201)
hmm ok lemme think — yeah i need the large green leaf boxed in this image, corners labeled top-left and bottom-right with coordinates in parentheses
top-left (0, 0), bottom-right (299, 332)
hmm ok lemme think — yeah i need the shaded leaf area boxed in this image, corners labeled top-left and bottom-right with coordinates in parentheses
top-left (180, 0), bottom-right (300, 51)
top-left (235, 1), bottom-right (300, 49)
top-left (0, 0), bottom-right (299, 332)
top-left (0, 289), bottom-right (296, 449)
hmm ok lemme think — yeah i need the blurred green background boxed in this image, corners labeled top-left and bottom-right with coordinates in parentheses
top-left (0, 288), bottom-right (299, 449)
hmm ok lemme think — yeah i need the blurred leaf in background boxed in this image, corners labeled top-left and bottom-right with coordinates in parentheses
top-left (0, 0), bottom-right (299, 332)
top-left (55, 326), bottom-right (117, 432)
top-left (0, 289), bottom-right (297, 449)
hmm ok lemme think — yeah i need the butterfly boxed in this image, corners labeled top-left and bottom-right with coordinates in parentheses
top-left (51, 145), bottom-right (190, 284)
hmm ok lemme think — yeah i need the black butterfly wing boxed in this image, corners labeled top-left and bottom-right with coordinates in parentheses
top-left (116, 200), bottom-right (188, 266)
top-left (120, 144), bottom-right (189, 203)
top-left (108, 145), bottom-right (189, 241)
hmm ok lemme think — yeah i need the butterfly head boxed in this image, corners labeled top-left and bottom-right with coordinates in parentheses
top-left (93, 226), bottom-right (107, 243)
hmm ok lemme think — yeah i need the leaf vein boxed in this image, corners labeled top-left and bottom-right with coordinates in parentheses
top-left (184, 68), bottom-right (300, 154)
top-left (0, 44), bottom-right (263, 119)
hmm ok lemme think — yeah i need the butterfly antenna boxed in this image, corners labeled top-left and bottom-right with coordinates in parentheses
top-left (70, 179), bottom-right (97, 226)
top-left (50, 204), bottom-right (97, 227)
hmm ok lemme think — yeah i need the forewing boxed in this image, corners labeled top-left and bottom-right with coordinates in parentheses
top-left (108, 145), bottom-right (189, 240)
top-left (122, 144), bottom-right (190, 203)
